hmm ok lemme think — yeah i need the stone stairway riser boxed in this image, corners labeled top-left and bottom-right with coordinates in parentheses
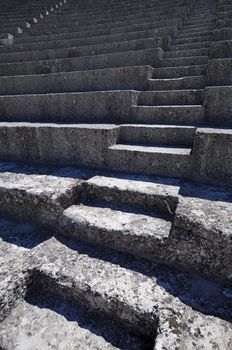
top-left (0, 48), bottom-right (162, 76)
top-left (0, 37), bottom-right (163, 64)
top-left (0, 30), bottom-right (165, 53)
top-left (0, 66), bottom-right (152, 95)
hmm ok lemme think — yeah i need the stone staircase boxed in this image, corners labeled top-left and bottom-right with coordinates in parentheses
top-left (0, 0), bottom-right (232, 349)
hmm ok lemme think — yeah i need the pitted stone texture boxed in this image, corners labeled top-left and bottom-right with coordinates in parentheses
top-left (30, 237), bottom-right (232, 349)
top-left (0, 171), bottom-right (81, 226)
top-left (0, 240), bottom-right (28, 322)
top-left (83, 174), bottom-right (180, 214)
top-left (59, 203), bottom-right (171, 258)
top-left (175, 193), bottom-right (232, 242)
top-left (192, 128), bottom-right (232, 186)
top-left (156, 308), bottom-right (232, 350)
top-left (204, 87), bottom-right (232, 125)
top-left (0, 291), bottom-right (150, 350)
top-left (0, 217), bottom-right (51, 321)
top-left (171, 183), bottom-right (232, 283)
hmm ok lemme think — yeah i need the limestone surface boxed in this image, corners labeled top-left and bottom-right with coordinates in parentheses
top-left (0, 0), bottom-right (232, 348)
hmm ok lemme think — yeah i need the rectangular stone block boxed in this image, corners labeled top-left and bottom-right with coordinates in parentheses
top-left (203, 86), bottom-right (232, 125)
top-left (0, 90), bottom-right (139, 122)
top-left (213, 28), bottom-right (232, 41)
top-left (0, 123), bottom-right (119, 167)
top-left (209, 40), bottom-right (232, 58)
top-left (192, 128), bottom-right (232, 186)
top-left (206, 58), bottom-right (232, 86)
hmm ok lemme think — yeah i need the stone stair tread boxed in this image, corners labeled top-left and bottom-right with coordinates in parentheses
top-left (0, 47), bottom-right (161, 76)
top-left (109, 144), bottom-right (192, 155)
top-left (138, 90), bottom-right (203, 105)
top-left (0, 121), bottom-right (118, 129)
top-left (0, 167), bottom-right (85, 226)
top-left (160, 57), bottom-right (208, 67)
top-left (137, 104), bottom-right (203, 108)
top-left (32, 236), bottom-right (161, 336)
top-left (0, 36), bottom-right (162, 64)
top-left (85, 174), bottom-right (180, 202)
top-left (121, 123), bottom-right (196, 128)
top-left (149, 76), bottom-right (204, 81)
top-left (131, 104), bottom-right (204, 124)
top-left (0, 171), bottom-right (80, 197)
top-left (62, 202), bottom-right (172, 239)
top-left (164, 48), bottom-right (209, 58)
top-left (151, 66), bottom-right (206, 79)
top-left (170, 41), bottom-right (211, 50)
top-left (0, 297), bottom-right (123, 350)
top-left (30, 237), bottom-right (232, 348)
top-left (0, 289), bottom-right (148, 350)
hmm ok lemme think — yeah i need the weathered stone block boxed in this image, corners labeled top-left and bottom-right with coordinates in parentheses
top-left (206, 58), bottom-right (232, 86)
top-left (203, 86), bottom-right (232, 124)
top-left (192, 128), bottom-right (232, 186)
top-left (209, 39), bottom-right (232, 58)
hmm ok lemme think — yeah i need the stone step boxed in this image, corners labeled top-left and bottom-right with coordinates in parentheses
top-left (138, 90), bottom-right (203, 105)
top-left (178, 25), bottom-right (213, 34)
top-left (0, 37), bottom-right (162, 64)
top-left (0, 289), bottom-right (149, 350)
top-left (0, 66), bottom-right (152, 95)
top-left (48, 13), bottom-right (182, 29)
top-left (18, 17), bottom-right (180, 36)
top-left (152, 64), bottom-right (206, 78)
top-left (164, 48), bottom-right (209, 58)
top-left (41, 3), bottom-right (187, 16)
top-left (11, 22), bottom-right (148, 44)
top-left (118, 124), bottom-right (196, 146)
top-left (148, 76), bottom-right (205, 90)
top-left (58, 4), bottom-right (189, 17)
top-left (160, 56), bottom-right (208, 67)
top-left (131, 105), bottom-right (204, 124)
top-left (176, 30), bottom-right (213, 38)
top-left (32, 236), bottom-right (160, 337)
top-left (186, 14), bottom-right (215, 20)
top-left (0, 90), bottom-right (138, 123)
top-left (25, 18), bottom-right (178, 37)
top-left (179, 25), bottom-right (214, 33)
top-left (0, 122), bottom-right (120, 167)
top-left (0, 169), bottom-right (82, 226)
top-left (180, 22), bottom-right (215, 31)
top-left (170, 41), bottom-right (211, 51)
top-left (81, 173), bottom-right (180, 214)
top-left (172, 35), bottom-right (212, 45)
top-left (0, 48), bottom-right (161, 76)
top-left (13, 25), bottom-right (171, 45)
top-left (31, 237), bottom-right (232, 347)
top-left (0, 29), bottom-right (163, 53)
top-left (182, 18), bottom-right (215, 26)
top-left (42, 13), bottom-right (182, 29)
top-left (106, 143), bottom-right (192, 178)
top-left (0, 122), bottom-right (195, 173)
top-left (60, 202), bottom-right (172, 258)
